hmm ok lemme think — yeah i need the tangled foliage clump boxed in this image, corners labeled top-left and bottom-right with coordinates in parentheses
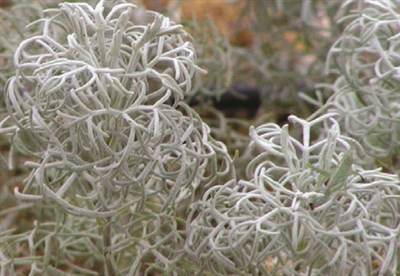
top-left (0, 0), bottom-right (399, 275)
top-left (309, 0), bottom-right (400, 171)
top-left (0, 0), bottom-right (232, 274)
top-left (3, 0), bottom-right (231, 215)
top-left (186, 113), bottom-right (400, 275)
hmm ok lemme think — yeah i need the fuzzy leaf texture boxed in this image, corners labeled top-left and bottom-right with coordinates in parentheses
top-left (186, 113), bottom-right (400, 276)
top-left (311, 0), bottom-right (400, 171)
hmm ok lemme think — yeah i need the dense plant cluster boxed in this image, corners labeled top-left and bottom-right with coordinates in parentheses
top-left (186, 114), bottom-right (400, 275)
top-left (0, 0), bottom-right (399, 275)
top-left (306, 0), bottom-right (400, 173)
top-left (0, 0), bottom-right (74, 111)
top-left (0, 1), bottom-right (232, 274)
top-left (4, 0), bottom-right (231, 215)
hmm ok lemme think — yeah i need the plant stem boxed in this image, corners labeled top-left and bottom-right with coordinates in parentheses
top-left (102, 217), bottom-right (116, 276)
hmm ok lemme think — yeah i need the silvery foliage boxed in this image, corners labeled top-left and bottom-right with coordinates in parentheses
top-left (1, 0), bottom-right (400, 275)
top-left (0, 1), bottom-right (44, 129)
top-left (0, 1), bottom-right (43, 99)
top-left (0, 0), bottom-right (232, 274)
top-left (304, 0), bottom-right (400, 172)
top-left (186, 113), bottom-right (400, 275)
top-left (0, 0), bottom-right (100, 110)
